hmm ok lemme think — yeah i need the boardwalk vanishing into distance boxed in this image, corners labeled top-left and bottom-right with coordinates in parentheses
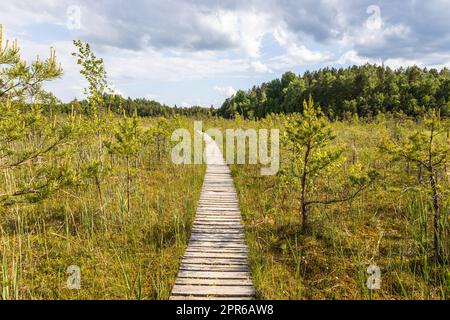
top-left (170, 133), bottom-right (255, 300)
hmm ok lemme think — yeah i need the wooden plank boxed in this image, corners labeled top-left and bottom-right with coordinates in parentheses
top-left (190, 232), bottom-right (245, 237)
top-left (193, 223), bottom-right (242, 226)
top-left (195, 214), bottom-right (241, 217)
top-left (170, 296), bottom-right (253, 300)
top-left (175, 278), bottom-right (253, 286)
top-left (184, 252), bottom-right (248, 259)
top-left (191, 229), bottom-right (243, 234)
top-left (190, 236), bottom-right (245, 241)
top-left (194, 219), bottom-right (241, 222)
top-left (189, 240), bottom-right (246, 245)
top-left (180, 265), bottom-right (249, 272)
top-left (195, 216), bottom-right (242, 219)
top-left (185, 248), bottom-right (248, 253)
top-left (188, 245), bottom-right (247, 250)
top-left (172, 285), bottom-right (255, 297)
top-left (194, 219), bottom-right (242, 223)
top-left (191, 224), bottom-right (243, 229)
top-left (182, 258), bottom-right (248, 265)
top-left (177, 271), bottom-right (251, 279)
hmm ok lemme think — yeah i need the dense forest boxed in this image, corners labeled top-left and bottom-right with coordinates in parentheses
top-left (218, 65), bottom-right (450, 119)
top-left (60, 95), bottom-right (214, 118)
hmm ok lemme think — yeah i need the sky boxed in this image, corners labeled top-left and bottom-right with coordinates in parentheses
top-left (1, 0), bottom-right (450, 107)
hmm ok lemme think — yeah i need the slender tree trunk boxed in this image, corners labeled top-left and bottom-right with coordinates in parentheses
top-left (428, 127), bottom-right (443, 261)
top-left (418, 165), bottom-right (423, 184)
top-left (446, 130), bottom-right (450, 186)
top-left (156, 136), bottom-right (161, 162)
top-left (351, 140), bottom-right (357, 165)
top-left (300, 143), bottom-right (311, 233)
top-left (97, 107), bottom-right (104, 172)
top-left (429, 172), bottom-right (443, 261)
top-left (126, 155), bottom-right (131, 215)
top-left (95, 174), bottom-right (104, 216)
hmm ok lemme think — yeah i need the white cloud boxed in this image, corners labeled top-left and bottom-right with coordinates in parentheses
top-left (340, 4), bottom-right (410, 51)
top-left (269, 26), bottom-right (332, 68)
top-left (109, 84), bottom-right (124, 97)
top-left (145, 93), bottom-right (159, 100)
top-left (105, 47), bottom-right (250, 82)
top-left (336, 50), bottom-right (378, 65)
top-left (383, 58), bottom-right (423, 69)
top-left (214, 85), bottom-right (236, 97)
top-left (194, 8), bottom-right (276, 58)
top-left (250, 60), bottom-right (272, 73)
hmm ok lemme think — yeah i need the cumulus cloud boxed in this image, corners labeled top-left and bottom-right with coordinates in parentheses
top-left (336, 50), bottom-right (378, 65)
top-left (109, 84), bottom-right (124, 97)
top-left (250, 61), bottom-right (272, 73)
top-left (214, 86), bottom-right (236, 97)
top-left (269, 25), bottom-right (332, 68)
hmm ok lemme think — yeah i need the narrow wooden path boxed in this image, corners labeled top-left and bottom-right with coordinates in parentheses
top-left (169, 133), bottom-right (255, 300)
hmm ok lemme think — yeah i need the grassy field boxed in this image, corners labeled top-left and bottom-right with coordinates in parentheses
top-left (222, 116), bottom-right (450, 300)
top-left (0, 116), bottom-right (205, 300)
top-left (1, 112), bottom-right (449, 300)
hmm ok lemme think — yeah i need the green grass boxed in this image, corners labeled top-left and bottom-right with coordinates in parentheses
top-left (225, 117), bottom-right (450, 300)
top-left (1, 114), bottom-right (449, 300)
top-left (0, 116), bottom-right (205, 300)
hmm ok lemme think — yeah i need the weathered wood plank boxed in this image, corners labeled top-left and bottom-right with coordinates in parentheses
top-left (177, 271), bottom-right (251, 279)
top-left (170, 296), bottom-right (253, 300)
top-left (184, 252), bottom-right (248, 258)
top-left (189, 234), bottom-right (246, 240)
top-left (180, 264), bottom-right (249, 272)
top-left (175, 278), bottom-right (253, 286)
top-left (191, 229), bottom-right (243, 234)
top-left (182, 257), bottom-right (248, 265)
top-left (185, 250), bottom-right (248, 256)
top-left (191, 224), bottom-right (244, 229)
top-left (185, 247), bottom-right (248, 253)
top-left (189, 240), bottom-right (246, 246)
top-left (172, 285), bottom-right (255, 297)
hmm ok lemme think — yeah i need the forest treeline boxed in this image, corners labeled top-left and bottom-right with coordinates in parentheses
top-left (218, 65), bottom-right (450, 119)
top-left (60, 95), bottom-right (214, 118)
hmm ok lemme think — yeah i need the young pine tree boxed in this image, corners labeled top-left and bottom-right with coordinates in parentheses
top-left (381, 109), bottom-right (450, 261)
top-left (105, 111), bottom-right (141, 214)
top-left (0, 25), bottom-right (77, 206)
top-left (281, 96), bottom-right (374, 233)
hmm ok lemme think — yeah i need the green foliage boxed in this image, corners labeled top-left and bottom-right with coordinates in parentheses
top-left (105, 111), bottom-right (141, 158)
top-left (0, 25), bottom-right (76, 207)
top-left (72, 40), bottom-right (108, 116)
top-left (64, 94), bottom-right (214, 119)
top-left (281, 96), bottom-right (374, 232)
top-left (0, 25), bottom-right (62, 102)
top-left (381, 109), bottom-right (450, 260)
top-left (218, 65), bottom-right (450, 119)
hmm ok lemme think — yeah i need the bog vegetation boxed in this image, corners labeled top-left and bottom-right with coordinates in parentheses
top-left (1, 25), bottom-right (449, 299)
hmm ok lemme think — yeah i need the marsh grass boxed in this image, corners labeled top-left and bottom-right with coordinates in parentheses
top-left (1, 114), bottom-right (449, 300)
top-left (223, 117), bottom-right (450, 300)
top-left (0, 116), bottom-right (205, 300)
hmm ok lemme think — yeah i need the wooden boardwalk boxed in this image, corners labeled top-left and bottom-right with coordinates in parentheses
top-left (169, 133), bottom-right (255, 300)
